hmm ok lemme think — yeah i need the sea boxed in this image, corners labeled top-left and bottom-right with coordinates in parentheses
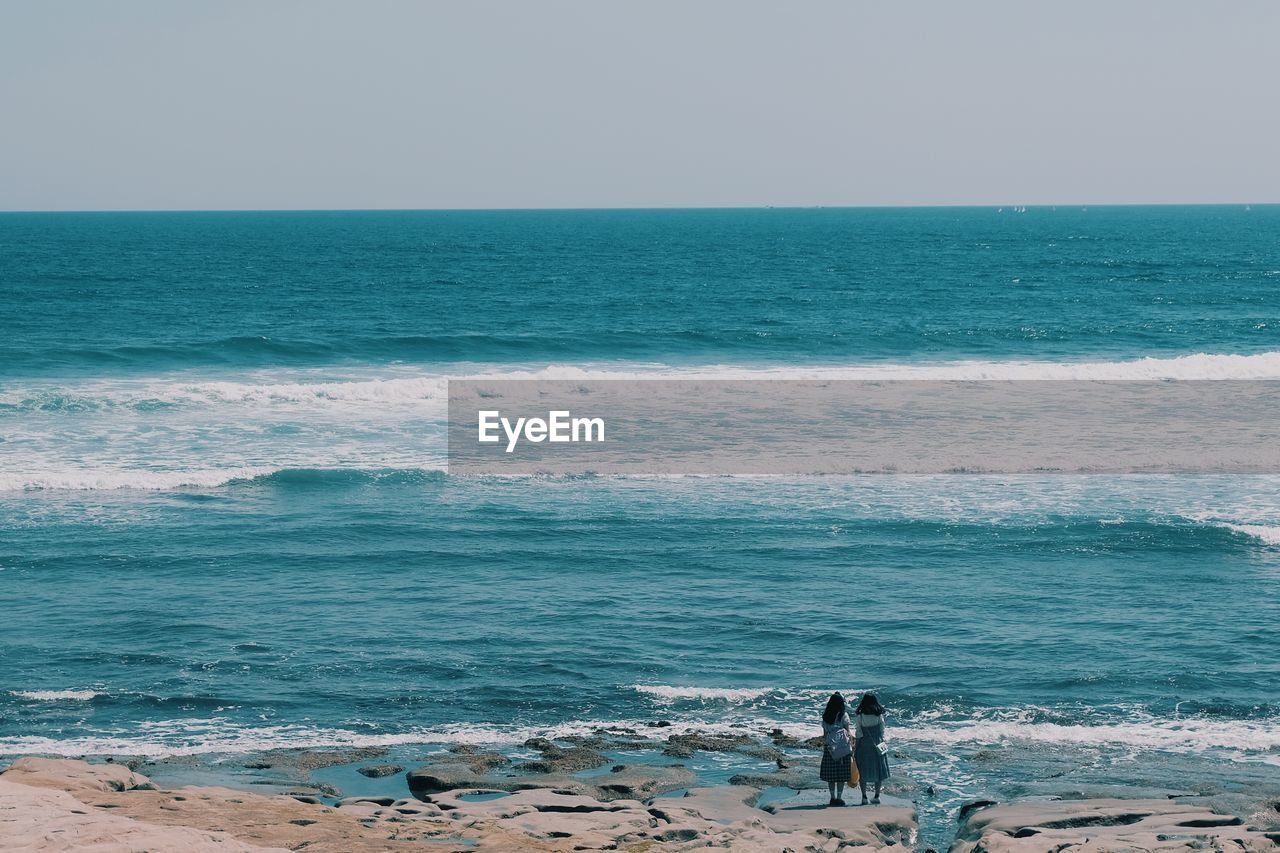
top-left (2, 207), bottom-right (1278, 842)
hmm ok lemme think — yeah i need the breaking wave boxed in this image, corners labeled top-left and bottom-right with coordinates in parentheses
top-left (3, 712), bottom-right (1277, 759)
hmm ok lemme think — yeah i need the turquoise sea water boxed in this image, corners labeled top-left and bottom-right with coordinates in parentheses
top-left (2, 208), bottom-right (1278, 830)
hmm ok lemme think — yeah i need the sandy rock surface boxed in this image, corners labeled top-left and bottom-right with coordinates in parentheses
top-left (951, 797), bottom-right (1280, 853)
top-left (1, 757), bottom-right (919, 851)
top-left (0, 777), bottom-right (286, 852)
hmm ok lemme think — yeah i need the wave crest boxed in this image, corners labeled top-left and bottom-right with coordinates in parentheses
top-left (10, 690), bottom-right (100, 702)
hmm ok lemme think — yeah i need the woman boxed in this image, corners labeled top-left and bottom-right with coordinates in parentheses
top-left (818, 692), bottom-right (854, 806)
top-left (853, 692), bottom-right (890, 804)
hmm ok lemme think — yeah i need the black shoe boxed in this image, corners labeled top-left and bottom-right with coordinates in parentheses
top-left (834, 798), bottom-right (846, 806)
top-left (828, 797), bottom-right (837, 807)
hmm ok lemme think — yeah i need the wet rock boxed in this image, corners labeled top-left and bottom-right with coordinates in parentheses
top-left (438, 749), bottom-right (510, 774)
top-left (728, 768), bottom-right (821, 790)
top-left (337, 796), bottom-right (396, 807)
top-left (516, 743), bottom-right (610, 774)
top-left (355, 764), bottom-right (403, 778)
top-left (740, 744), bottom-right (788, 764)
top-left (405, 763), bottom-right (490, 795)
top-left (958, 798), bottom-right (999, 821)
top-left (242, 747), bottom-right (389, 777)
top-left (560, 733), bottom-right (656, 750)
top-left (593, 764), bottom-right (696, 801)
top-left (405, 762), bottom-right (593, 798)
top-left (661, 731), bottom-right (754, 758)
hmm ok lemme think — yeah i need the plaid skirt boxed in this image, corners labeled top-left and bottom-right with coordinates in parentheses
top-left (818, 748), bottom-right (852, 783)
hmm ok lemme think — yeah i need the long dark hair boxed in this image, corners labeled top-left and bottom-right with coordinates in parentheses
top-left (856, 692), bottom-right (884, 716)
top-left (822, 692), bottom-right (846, 725)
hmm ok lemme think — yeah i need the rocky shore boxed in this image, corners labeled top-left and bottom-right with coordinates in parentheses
top-left (3, 749), bottom-right (1277, 852)
top-left (951, 797), bottom-right (1280, 853)
top-left (1, 756), bottom-right (915, 851)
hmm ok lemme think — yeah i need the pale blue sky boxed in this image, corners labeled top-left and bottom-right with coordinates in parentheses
top-left (1, 1), bottom-right (1277, 210)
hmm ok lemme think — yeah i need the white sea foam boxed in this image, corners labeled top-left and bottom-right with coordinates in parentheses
top-left (900, 717), bottom-right (1280, 752)
top-left (7, 351), bottom-right (1280, 491)
top-left (10, 690), bottom-right (100, 701)
top-left (493, 351), bottom-right (1280, 382)
top-left (5, 351), bottom-right (1280, 413)
top-left (631, 685), bottom-right (778, 701)
top-left (1218, 523), bottom-right (1280, 546)
top-left (3, 712), bottom-right (1277, 758)
top-left (0, 376), bottom-right (446, 411)
top-left (0, 467), bottom-right (281, 492)
top-left (1181, 513), bottom-right (1280, 547)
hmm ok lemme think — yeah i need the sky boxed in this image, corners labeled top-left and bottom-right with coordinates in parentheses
top-left (1, 1), bottom-right (1277, 210)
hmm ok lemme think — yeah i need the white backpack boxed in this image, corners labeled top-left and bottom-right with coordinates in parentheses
top-left (824, 724), bottom-right (852, 759)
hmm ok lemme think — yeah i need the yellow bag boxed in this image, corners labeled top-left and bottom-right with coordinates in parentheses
top-left (849, 755), bottom-right (860, 785)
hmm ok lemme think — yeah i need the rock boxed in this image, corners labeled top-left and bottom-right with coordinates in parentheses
top-left (515, 742), bottom-right (610, 774)
top-left (647, 785), bottom-right (761, 825)
top-left (405, 762), bottom-right (593, 798)
top-left (728, 768), bottom-right (822, 790)
top-left (761, 789), bottom-right (917, 847)
top-left (354, 764), bottom-right (403, 778)
top-left (337, 796), bottom-right (395, 807)
top-left (768, 727), bottom-right (810, 748)
top-left (0, 757), bottom-right (157, 794)
top-left (662, 731), bottom-right (755, 757)
top-left (428, 748), bottom-right (511, 774)
top-left (740, 744), bottom-right (788, 764)
top-left (560, 733), bottom-right (656, 750)
top-left (951, 798), bottom-right (1277, 853)
top-left (0, 759), bottom-right (934, 853)
top-left (593, 764), bottom-right (697, 801)
top-left (0, 778), bottom-right (287, 852)
top-left (406, 763), bottom-right (500, 795)
top-left (957, 798), bottom-right (998, 821)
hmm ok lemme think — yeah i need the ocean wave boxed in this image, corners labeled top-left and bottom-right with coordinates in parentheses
top-left (9, 690), bottom-right (100, 702)
top-left (1217, 523), bottom-right (1280, 546)
top-left (4, 713), bottom-right (1278, 759)
top-left (631, 685), bottom-right (785, 701)
top-left (0, 467), bottom-right (281, 492)
top-left (6, 351), bottom-right (1280, 414)
top-left (1180, 513), bottom-right (1280, 547)
top-left (0, 376), bottom-right (446, 413)
top-left (0, 466), bottom-right (450, 492)
top-left (495, 351), bottom-right (1280, 381)
top-left (901, 716), bottom-right (1280, 753)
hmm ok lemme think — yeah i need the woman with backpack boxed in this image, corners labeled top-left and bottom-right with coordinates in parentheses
top-left (819, 692), bottom-right (854, 806)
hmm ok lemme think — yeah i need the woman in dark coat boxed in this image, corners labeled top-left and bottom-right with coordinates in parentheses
top-left (853, 692), bottom-right (890, 804)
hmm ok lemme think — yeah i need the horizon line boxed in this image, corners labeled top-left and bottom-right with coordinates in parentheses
top-left (0, 201), bottom-right (1276, 215)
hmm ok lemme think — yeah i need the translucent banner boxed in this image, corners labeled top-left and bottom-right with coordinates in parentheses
top-left (447, 380), bottom-right (1280, 475)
